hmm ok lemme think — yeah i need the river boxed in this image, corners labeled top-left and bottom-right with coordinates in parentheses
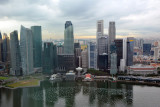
top-left (0, 80), bottom-right (160, 107)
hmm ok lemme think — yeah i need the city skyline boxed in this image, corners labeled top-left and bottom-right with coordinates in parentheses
top-left (0, 0), bottom-right (160, 40)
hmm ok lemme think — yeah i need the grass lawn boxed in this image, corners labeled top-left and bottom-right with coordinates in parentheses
top-left (0, 76), bottom-right (9, 80)
top-left (6, 79), bottom-right (39, 88)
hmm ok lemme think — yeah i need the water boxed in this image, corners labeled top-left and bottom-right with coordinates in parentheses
top-left (0, 80), bottom-right (160, 107)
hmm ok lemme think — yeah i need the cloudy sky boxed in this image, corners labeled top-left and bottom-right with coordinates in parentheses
top-left (0, 0), bottom-right (160, 40)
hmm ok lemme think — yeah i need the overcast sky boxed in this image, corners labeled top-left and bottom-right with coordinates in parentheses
top-left (0, 0), bottom-right (160, 40)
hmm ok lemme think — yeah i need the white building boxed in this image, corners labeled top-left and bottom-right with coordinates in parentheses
top-left (127, 64), bottom-right (157, 75)
top-left (119, 59), bottom-right (126, 72)
top-left (20, 25), bottom-right (34, 75)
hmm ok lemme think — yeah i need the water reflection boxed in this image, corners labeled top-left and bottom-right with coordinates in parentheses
top-left (0, 80), bottom-right (151, 107)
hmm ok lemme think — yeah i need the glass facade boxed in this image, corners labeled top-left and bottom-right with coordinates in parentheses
top-left (110, 53), bottom-right (117, 75)
top-left (20, 25), bottom-right (34, 75)
top-left (64, 21), bottom-right (74, 55)
top-left (43, 42), bottom-right (54, 74)
top-left (10, 30), bottom-right (21, 76)
top-left (143, 44), bottom-right (151, 55)
top-left (115, 39), bottom-right (123, 67)
top-left (127, 37), bottom-right (134, 66)
top-left (31, 26), bottom-right (42, 68)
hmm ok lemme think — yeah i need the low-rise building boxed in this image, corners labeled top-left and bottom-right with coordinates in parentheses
top-left (127, 64), bottom-right (157, 75)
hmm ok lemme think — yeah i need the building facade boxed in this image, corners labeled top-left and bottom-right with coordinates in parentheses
top-left (143, 43), bottom-right (151, 56)
top-left (88, 42), bottom-right (97, 69)
top-left (31, 26), bottom-right (42, 69)
top-left (10, 30), bottom-right (21, 75)
top-left (108, 21), bottom-right (116, 68)
top-left (20, 25), bottom-right (34, 75)
top-left (64, 21), bottom-right (74, 55)
top-left (127, 37), bottom-right (134, 66)
top-left (42, 42), bottom-right (54, 74)
top-left (110, 53), bottom-right (117, 75)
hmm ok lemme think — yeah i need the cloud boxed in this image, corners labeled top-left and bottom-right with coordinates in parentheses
top-left (0, 0), bottom-right (160, 39)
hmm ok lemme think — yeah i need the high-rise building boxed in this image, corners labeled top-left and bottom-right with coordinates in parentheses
top-left (97, 20), bottom-right (104, 35)
top-left (0, 32), bottom-right (2, 62)
top-left (42, 42), bottom-right (54, 74)
top-left (88, 42), bottom-right (97, 69)
top-left (98, 54), bottom-right (108, 71)
top-left (31, 26), bottom-right (42, 69)
top-left (57, 45), bottom-right (64, 55)
top-left (114, 39), bottom-right (123, 67)
top-left (108, 21), bottom-right (116, 68)
top-left (81, 49), bottom-right (88, 69)
top-left (96, 20), bottom-right (104, 41)
top-left (64, 21), bottom-right (74, 55)
top-left (20, 25), bottom-right (34, 75)
top-left (143, 43), bottom-right (151, 56)
top-left (97, 36), bottom-right (108, 55)
top-left (110, 53), bottom-right (117, 75)
top-left (127, 37), bottom-right (134, 66)
top-left (108, 22), bottom-right (116, 43)
top-left (57, 54), bottom-right (75, 72)
top-left (53, 44), bottom-right (58, 72)
top-left (2, 33), bottom-right (10, 62)
top-left (10, 30), bottom-right (21, 76)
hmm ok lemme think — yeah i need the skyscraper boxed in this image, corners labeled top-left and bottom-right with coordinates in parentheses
top-left (31, 26), bottom-right (42, 69)
top-left (143, 43), bottom-right (151, 56)
top-left (88, 42), bottom-right (97, 69)
top-left (20, 25), bottom-right (34, 75)
top-left (108, 21), bottom-right (116, 68)
top-left (97, 36), bottom-right (108, 55)
top-left (43, 42), bottom-right (54, 74)
top-left (10, 30), bottom-right (21, 76)
top-left (127, 37), bottom-right (134, 66)
top-left (96, 20), bottom-right (104, 40)
top-left (110, 53), bottom-right (117, 75)
top-left (0, 32), bottom-right (2, 62)
top-left (2, 33), bottom-right (10, 62)
top-left (114, 39), bottom-right (123, 67)
top-left (64, 21), bottom-right (74, 55)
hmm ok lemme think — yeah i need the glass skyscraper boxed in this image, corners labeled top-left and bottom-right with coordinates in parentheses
top-left (31, 26), bottom-right (42, 68)
top-left (0, 32), bottom-right (2, 61)
top-left (64, 21), bottom-right (74, 55)
top-left (20, 25), bottom-right (34, 75)
top-left (10, 30), bottom-right (21, 76)
top-left (43, 42), bottom-right (57, 74)
top-left (127, 37), bottom-right (134, 66)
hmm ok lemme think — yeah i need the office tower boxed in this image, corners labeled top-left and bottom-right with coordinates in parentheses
top-left (88, 42), bottom-right (97, 69)
top-left (0, 32), bottom-right (2, 61)
top-left (57, 45), bottom-right (64, 55)
top-left (20, 25), bottom-right (34, 75)
top-left (96, 20), bottom-right (104, 41)
top-left (153, 47), bottom-right (159, 61)
top-left (97, 36), bottom-right (108, 55)
top-left (43, 42), bottom-right (54, 74)
top-left (31, 26), bottom-right (42, 69)
top-left (53, 44), bottom-right (58, 72)
top-left (2, 33), bottom-right (10, 62)
top-left (64, 21), bottom-right (74, 55)
top-left (123, 38), bottom-right (127, 61)
top-left (74, 43), bottom-right (81, 67)
top-left (119, 59), bottom-right (126, 72)
top-left (97, 35), bottom-right (108, 70)
top-left (110, 42), bottom-right (117, 54)
top-left (110, 53), bottom-right (117, 75)
top-left (10, 30), bottom-right (21, 76)
top-left (114, 39), bottom-right (123, 67)
top-left (98, 53), bottom-right (108, 71)
top-left (81, 49), bottom-right (88, 69)
top-left (108, 21), bottom-right (116, 67)
top-left (97, 20), bottom-right (104, 35)
top-left (127, 37), bottom-right (134, 66)
top-left (57, 54), bottom-right (75, 72)
top-left (143, 43), bottom-right (151, 55)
